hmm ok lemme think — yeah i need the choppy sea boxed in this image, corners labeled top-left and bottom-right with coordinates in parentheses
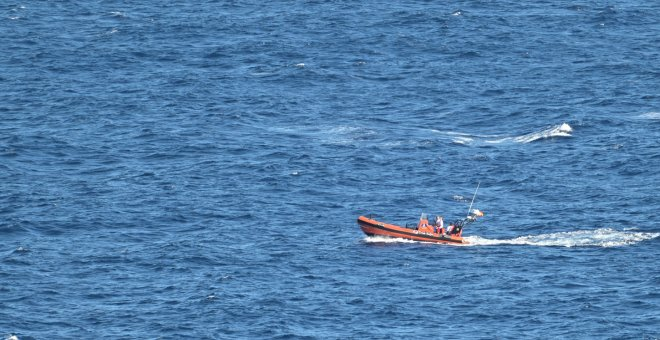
top-left (2, 1), bottom-right (659, 339)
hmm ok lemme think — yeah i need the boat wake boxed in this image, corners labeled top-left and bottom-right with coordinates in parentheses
top-left (363, 235), bottom-right (419, 244)
top-left (463, 228), bottom-right (659, 248)
top-left (437, 123), bottom-right (573, 145)
top-left (363, 228), bottom-right (659, 247)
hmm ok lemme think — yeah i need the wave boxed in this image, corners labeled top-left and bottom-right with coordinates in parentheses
top-left (488, 123), bottom-right (573, 144)
top-left (464, 228), bottom-right (659, 248)
top-left (321, 125), bottom-right (377, 146)
top-left (638, 112), bottom-right (660, 120)
top-left (435, 123), bottom-right (573, 145)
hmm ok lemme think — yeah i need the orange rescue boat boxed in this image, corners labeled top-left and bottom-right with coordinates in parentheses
top-left (358, 210), bottom-right (484, 245)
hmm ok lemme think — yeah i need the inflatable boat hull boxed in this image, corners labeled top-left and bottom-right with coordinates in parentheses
top-left (358, 215), bottom-right (467, 244)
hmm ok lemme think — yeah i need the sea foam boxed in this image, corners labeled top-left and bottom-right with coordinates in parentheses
top-left (638, 112), bottom-right (660, 120)
top-left (436, 123), bottom-right (573, 145)
top-left (464, 228), bottom-right (659, 248)
top-left (363, 236), bottom-right (419, 244)
top-left (487, 123), bottom-right (573, 144)
top-left (363, 228), bottom-right (659, 248)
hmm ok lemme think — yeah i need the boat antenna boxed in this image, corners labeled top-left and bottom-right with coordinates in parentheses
top-left (466, 181), bottom-right (480, 218)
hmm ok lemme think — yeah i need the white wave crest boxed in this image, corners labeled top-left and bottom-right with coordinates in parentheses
top-left (436, 123), bottom-right (573, 145)
top-left (486, 123), bottom-right (573, 144)
top-left (452, 136), bottom-right (474, 145)
top-left (512, 122), bottom-right (572, 143)
top-left (638, 112), bottom-right (660, 120)
top-left (464, 228), bottom-right (659, 248)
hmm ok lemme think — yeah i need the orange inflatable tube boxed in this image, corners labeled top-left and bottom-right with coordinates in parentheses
top-left (358, 215), bottom-right (467, 244)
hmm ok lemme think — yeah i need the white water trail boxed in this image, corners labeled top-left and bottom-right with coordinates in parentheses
top-left (464, 228), bottom-right (659, 248)
top-left (363, 236), bottom-right (419, 244)
top-left (363, 229), bottom-right (659, 248)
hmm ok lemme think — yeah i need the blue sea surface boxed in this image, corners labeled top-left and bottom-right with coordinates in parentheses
top-left (2, 1), bottom-right (659, 338)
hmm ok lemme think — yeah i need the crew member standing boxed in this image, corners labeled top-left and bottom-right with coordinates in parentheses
top-left (435, 215), bottom-right (444, 234)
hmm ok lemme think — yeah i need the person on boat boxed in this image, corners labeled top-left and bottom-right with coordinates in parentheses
top-left (434, 216), bottom-right (444, 234)
top-left (445, 219), bottom-right (462, 236)
top-left (452, 224), bottom-right (463, 236)
top-left (446, 224), bottom-right (459, 236)
top-left (445, 223), bottom-right (454, 235)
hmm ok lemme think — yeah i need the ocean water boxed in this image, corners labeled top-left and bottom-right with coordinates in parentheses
top-left (1, 1), bottom-right (659, 339)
